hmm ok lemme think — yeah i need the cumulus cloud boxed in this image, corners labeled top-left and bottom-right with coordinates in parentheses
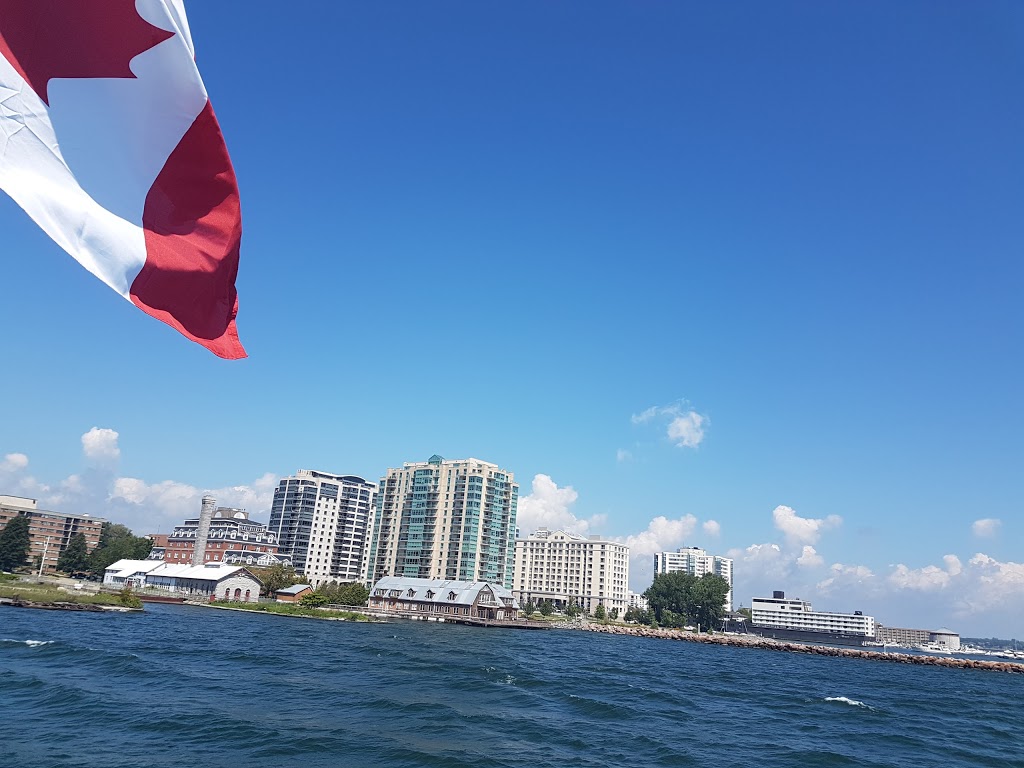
top-left (796, 545), bottom-right (824, 568)
top-left (621, 515), bottom-right (698, 559)
top-left (2, 429), bottom-right (276, 534)
top-left (772, 505), bottom-right (842, 546)
top-left (516, 474), bottom-right (605, 537)
top-left (888, 553), bottom-right (965, 592)
top-left (632, 402), bottom-right (708, 449)
top-left (81, 427), bottom-right (120, 463)
top-left (111, 472), bottom-right (279, 531)
top-left (971, 518), bottom-right (1001, 538)
top-left (702, 519), bottom-right (721, 537)
top-left (816, 563), bottom-right (875, 593)
top-left (1, 453), bottom-right (29, 472)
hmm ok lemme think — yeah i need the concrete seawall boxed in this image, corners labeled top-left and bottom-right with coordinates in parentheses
top-left (576, 623), bottom-right (1024, 674)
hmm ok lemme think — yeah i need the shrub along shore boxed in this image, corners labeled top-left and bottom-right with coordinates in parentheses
top-left (575, 622), bottom-right (1024, 674)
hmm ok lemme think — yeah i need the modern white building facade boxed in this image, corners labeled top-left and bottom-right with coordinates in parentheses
top-left (513, 528), bottom-right (629, 616)
top-left (365, 456), bottom-right (518, 588)
top-left (654, 546), bottom-right (734, 610)
top-left (268, 470), bottom-right (377, 588)
top-left (751, 592), bottom-right (876, 638)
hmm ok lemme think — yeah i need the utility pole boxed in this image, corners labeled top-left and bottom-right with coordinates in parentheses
top-left (38, 536), bottom-right (51, 577)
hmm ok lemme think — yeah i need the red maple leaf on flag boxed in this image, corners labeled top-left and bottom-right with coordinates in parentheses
top-left (0, 0), bottom-right (175, 105)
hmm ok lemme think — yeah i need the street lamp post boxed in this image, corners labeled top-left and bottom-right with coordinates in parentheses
top-left (38, 536), bottom-right (51, 578)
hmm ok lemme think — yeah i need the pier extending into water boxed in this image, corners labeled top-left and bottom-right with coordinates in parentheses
top-left (578, 623), bottom-right (1024, 674)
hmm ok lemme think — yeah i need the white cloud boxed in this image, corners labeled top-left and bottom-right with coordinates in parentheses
top-left (667, 412), bottom-right (706, 448)
top-left (516, 474), bottom-right (605, 537)
top-left (621, 515), bottom-right (698, 559)
top-left (1, 453), bottom-right (29, 472)
top-left (772, 505), bottom-right (841, 546)
top-left (971, 518), bottom-right (1001, 538)
top-left (702, 519), bottom-right (721, 537)
top-left (81, 427), bottom-right (120, 463)
top-left (816, 563), bottom-right (874, 593)
top-left (110, 473), bottom-right (278, 532)
top-left (616, 449), bottom-right (633, 463)
top-left (796, 545), bottom-right (824, 568)
top-left (889, 558), bottom-right (959, 592)
top-left (631, 402), bottom-right (708, 449)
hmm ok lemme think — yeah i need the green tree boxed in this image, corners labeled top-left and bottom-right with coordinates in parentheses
top-left (539, 599), bottom-right (554, 617)
top-left (644, 572), bottom-right (729, 631)
top-left (594, 604), bottom-right (606, 620)
top-left (87, 523), bottom-right (152, 575)
top-left (522, 598), bottom-right (536, 617)
top-left (564, 601), bottom-right (581, 618)
top-left (249, 563), bottom-right (302, 597)
top-left (57, 532), bottom-right (90, 574)
top-left (118, 585), bottom-right (142, 609)
top-left (0, 515), bottom-right (31, 572)
top-left (609, 607), bottom-right (619, 621)
top-left (337, 582), bottom-right (369, 606)
top-left (301, 591), bottom-right (329, 608)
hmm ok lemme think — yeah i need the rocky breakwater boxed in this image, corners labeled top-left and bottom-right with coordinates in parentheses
top-left (578, 623), bottom-right (1024, 674)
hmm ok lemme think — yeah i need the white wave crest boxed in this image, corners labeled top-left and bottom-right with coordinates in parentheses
top-left (1, 639), bottom-right (54, 647)
top-left (825, 696), bottom-right (871, 709)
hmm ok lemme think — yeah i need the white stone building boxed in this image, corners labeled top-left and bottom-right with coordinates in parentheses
top-left (513, 528), bottom-right (629, 616)
top-left (654, 546), bottom-right (734, 611)
top-left (103, 559), bottom-right (262, 602)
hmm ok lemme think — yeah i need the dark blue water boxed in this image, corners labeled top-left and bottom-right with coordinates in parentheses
top-left (2, 604), bottom-right (1022, 768)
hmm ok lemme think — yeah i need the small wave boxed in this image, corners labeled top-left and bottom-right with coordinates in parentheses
top-left (1, 639), bottom-right (54, 647)
top-left (825, 696), bottom-right (872, 709)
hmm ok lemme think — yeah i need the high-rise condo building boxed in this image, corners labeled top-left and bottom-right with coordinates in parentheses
top-left (365, 455), bottom-right (518, 588)
top-left (654, 546), bottom-right (734, 611)
top-left (268, 470), bottom-right (377, 587)
top-left (513, 528), bottom-right (630, 616)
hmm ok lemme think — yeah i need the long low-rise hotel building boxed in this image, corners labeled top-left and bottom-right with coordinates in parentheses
top-left (750, 590), bottom-right (876, 646)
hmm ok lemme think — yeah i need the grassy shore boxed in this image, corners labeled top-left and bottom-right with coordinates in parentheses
top-left (0, 581), bottom-right (131, 607)
top-left (205, 600), bottom-right (373, 621)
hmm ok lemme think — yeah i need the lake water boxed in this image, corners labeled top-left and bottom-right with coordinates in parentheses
top-left (2, 603), bottom-right (1021, 767)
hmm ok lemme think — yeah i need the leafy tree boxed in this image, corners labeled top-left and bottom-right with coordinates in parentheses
top-left (522, 598), bottom-right (536, 616)
top-left (87, 523), bottom-right (152, 574)
top-left (594, 604), bottom-right (606, 620)
top-left (644, 572), bottom-right (729, 631)
top-left (564, 601), bottom-right (581, 618)
top-left (301, 591), bottom-right (329, 608)
top-left (0, 515), bottom-right (31, 572)
top-left (539, 599), bottom-right (554, 617)
top-left (118, 585), bottom-right (142, 609)
top-left (57, 532), bottom-right (90, 574)
top-left (736, 607), bottom-right (752, 621)
top-left (609, 607), bottom-right (619, 621)
top-left (337, 582), bottom-right (369, 606)
top-left (249, 564), bottom-right (302, 597)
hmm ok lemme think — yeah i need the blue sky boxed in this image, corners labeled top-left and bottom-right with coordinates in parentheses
top-left (1, 2), bottom-right (1022, 636)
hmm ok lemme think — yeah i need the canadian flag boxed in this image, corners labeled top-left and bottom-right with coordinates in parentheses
top-left (0, 0), bottom-right (245, 359)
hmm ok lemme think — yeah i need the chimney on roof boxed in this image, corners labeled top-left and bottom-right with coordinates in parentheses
top-left (192, 496), bottom-right (216, 566)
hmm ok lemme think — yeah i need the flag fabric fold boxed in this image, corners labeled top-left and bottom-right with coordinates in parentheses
top-left (0, 0), bottom-right (245, 359)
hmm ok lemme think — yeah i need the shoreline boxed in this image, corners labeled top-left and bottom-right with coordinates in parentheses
top-left (575, 623), bottom-right (1024, 674)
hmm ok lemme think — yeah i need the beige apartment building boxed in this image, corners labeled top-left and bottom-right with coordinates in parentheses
top-left (0, 495), bottom-right (104, 574)
top-left (364, 456), bottom-right (518, 588)
top-left (513, 528), bottom-right (629, 616)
